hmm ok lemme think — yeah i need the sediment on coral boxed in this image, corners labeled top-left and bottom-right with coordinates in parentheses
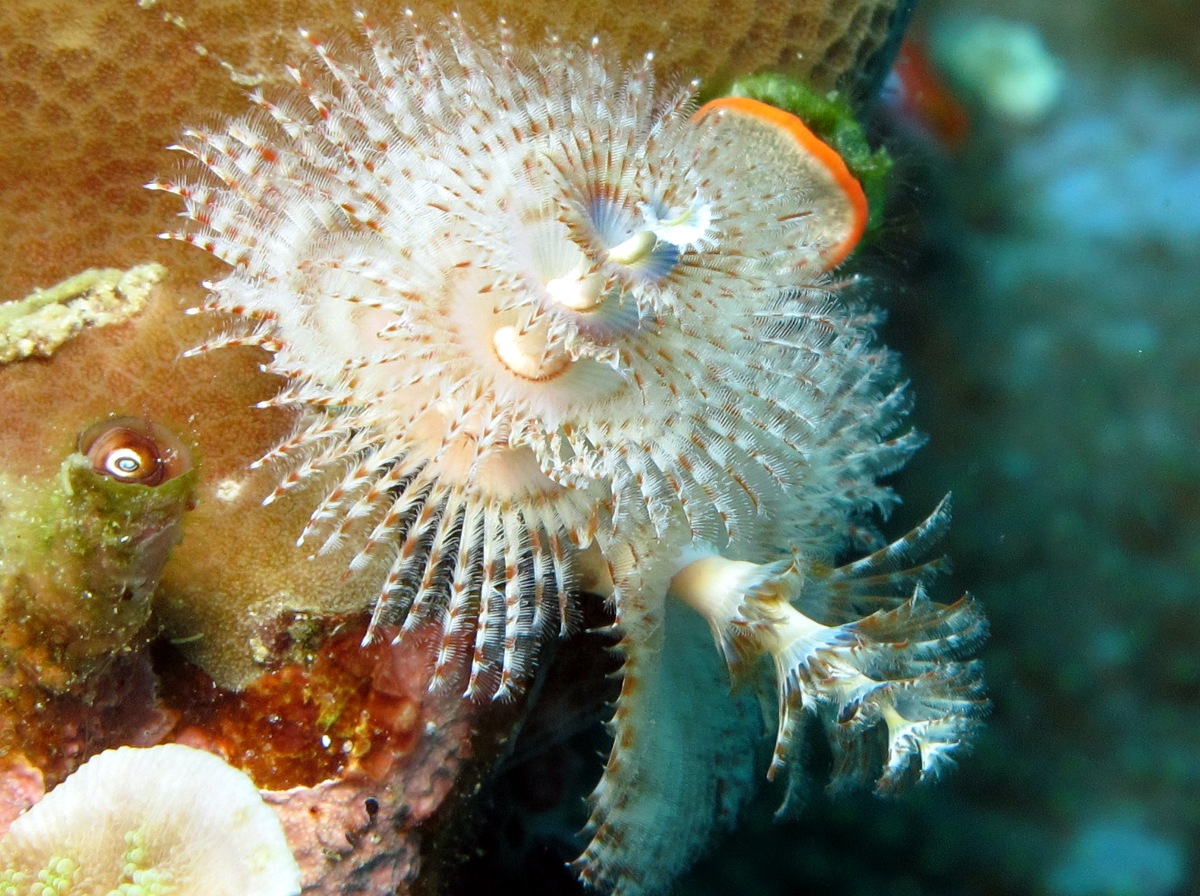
top-left (0, 265), bottom-right (164, 364)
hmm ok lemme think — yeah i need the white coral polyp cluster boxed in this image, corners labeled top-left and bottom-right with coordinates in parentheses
top-left (0, 745), bottom-right (300, 896)
top-left (155, 13), bottom-right (986, 893)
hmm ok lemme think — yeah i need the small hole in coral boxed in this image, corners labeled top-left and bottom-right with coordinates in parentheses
top-left (364, 797), bottom-right (379, 820)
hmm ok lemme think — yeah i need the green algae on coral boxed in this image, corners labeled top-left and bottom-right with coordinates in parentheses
top-left (0, 421), bottom-right (195, 690)
top-left (0, 265), bottom-right (165, 365)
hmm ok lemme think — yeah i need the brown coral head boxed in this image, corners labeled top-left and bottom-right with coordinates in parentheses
top-left (77, 417), bottom-right (191, 486)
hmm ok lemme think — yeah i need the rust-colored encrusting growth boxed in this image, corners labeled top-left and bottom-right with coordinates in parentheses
top-left (159, 617), bottom-right (522, 894)
top-left (0, 653), bottom-right (170, 795)
top-left (158, 618), bottom-right (434, 792)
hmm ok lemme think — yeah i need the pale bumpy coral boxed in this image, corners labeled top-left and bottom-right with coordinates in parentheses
top-left (0, 744), bottom-right (300, 896)
top-left (154, 15), bottom-right (985, 894)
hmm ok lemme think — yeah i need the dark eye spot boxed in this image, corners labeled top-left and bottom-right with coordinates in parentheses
top-left (78, 417), bottom-right (192, 486)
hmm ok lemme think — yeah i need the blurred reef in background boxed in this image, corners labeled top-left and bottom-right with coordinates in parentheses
top-left (675, 0), bottom-right (1200, 894)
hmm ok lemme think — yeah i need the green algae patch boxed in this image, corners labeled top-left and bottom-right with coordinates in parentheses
top-left (0, 436), bottom-right (196, 690)
top-left (0, 264), bottom-right (165, 365)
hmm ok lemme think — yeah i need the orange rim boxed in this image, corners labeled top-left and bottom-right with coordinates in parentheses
top-left (694, 96), bottom-right (869, 267)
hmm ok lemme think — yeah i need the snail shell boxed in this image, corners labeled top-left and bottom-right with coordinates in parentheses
top-left (77, 417), bottom-right (192, 486)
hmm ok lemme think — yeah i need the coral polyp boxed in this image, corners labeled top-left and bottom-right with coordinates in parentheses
top-left (0, 744), bottom-right (301, 896)
top-left (154, 14), bottom-right (986, 893)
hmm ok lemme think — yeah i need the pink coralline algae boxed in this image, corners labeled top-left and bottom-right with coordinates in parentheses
top-left (148, 13), bottom-right (988, 895)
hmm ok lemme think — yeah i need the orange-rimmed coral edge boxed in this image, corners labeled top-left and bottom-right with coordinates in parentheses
top-left (694, 96), bottom-right (869, 267)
